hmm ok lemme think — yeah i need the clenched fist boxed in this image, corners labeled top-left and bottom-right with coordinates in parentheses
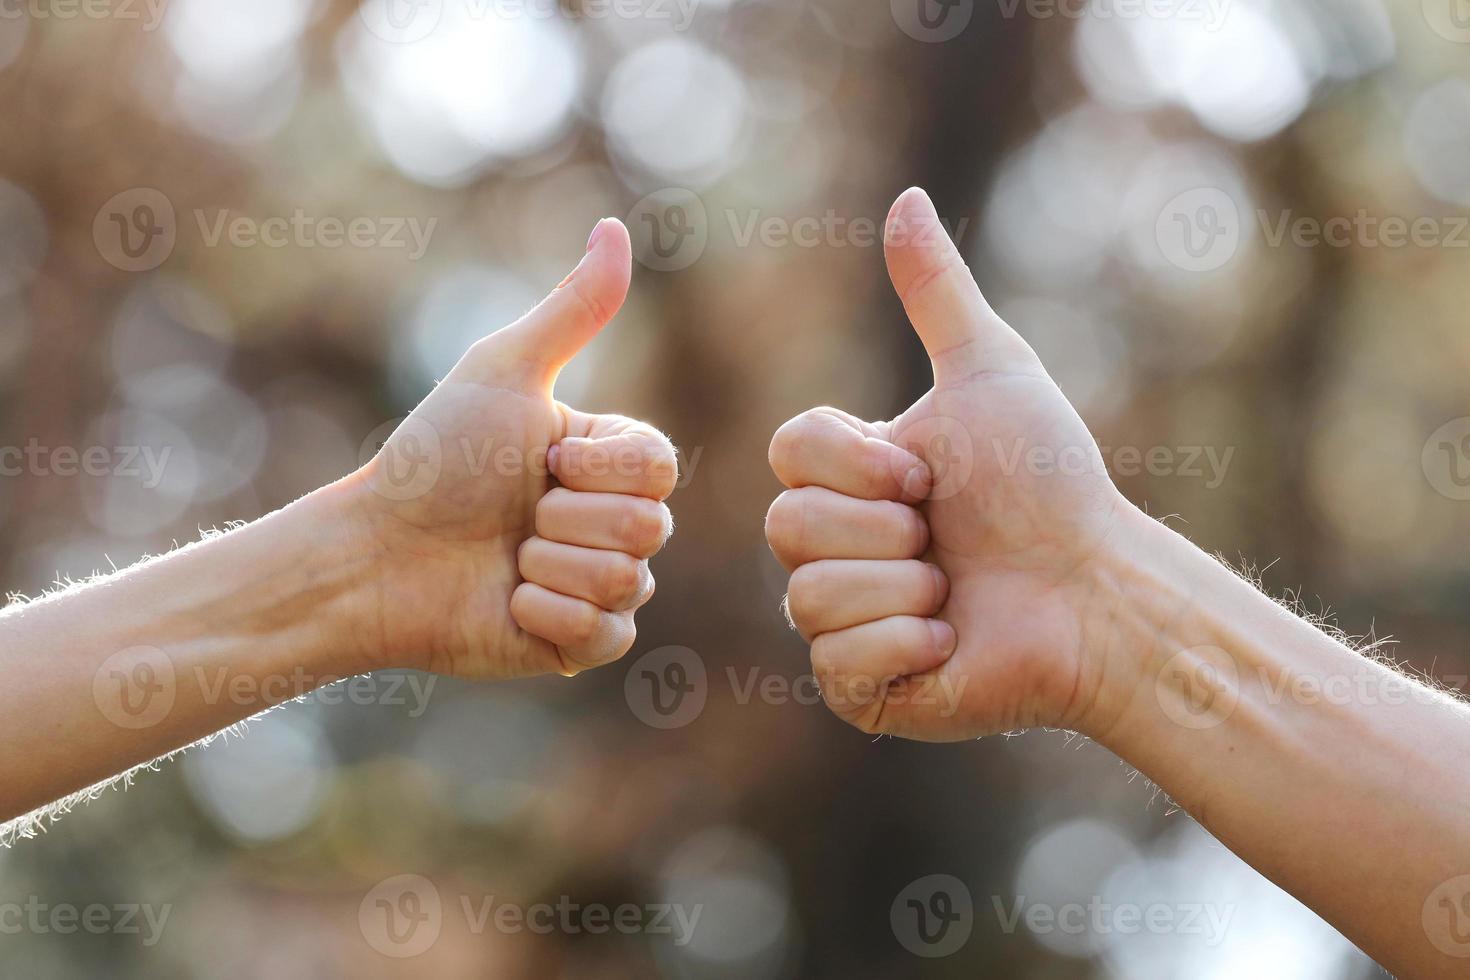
top-left (766, 188), bottom-right (1126, 741)
top-left (342, 218), bottom-right (676, 680)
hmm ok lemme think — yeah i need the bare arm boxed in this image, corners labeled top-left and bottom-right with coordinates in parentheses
top-left (0, 218), bottom-right (678, 838)
top-left (0, 489), bottom-right (368, 825)
top-left (1088, 504), bottom-right (1470, 978)
top-left (766, 187), bottom-right (1470, 978)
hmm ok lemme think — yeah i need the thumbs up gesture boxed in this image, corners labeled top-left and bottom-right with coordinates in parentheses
top-left (766, 189), bottom-right (1126, 741)
top-left (345, 219), bottom-right (677, 680)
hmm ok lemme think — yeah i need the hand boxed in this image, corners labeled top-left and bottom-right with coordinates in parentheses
top-left (765, 188), bottom-right (1128, 740)
top-left (338, 219), bottom-right (677, 680)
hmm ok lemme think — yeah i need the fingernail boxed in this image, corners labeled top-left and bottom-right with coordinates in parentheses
top-left (559, 229), bottom-right (602, 288)
top-left (927, 564), bottom-right (949, 604)
top-left (901, 459), bottom-right (932, 501)
top-left (546, 444), bottom-right (560, 473)
top-left (928, 619), bottom-right (957, 658)
top-left (586, 218), bottom-right (610, 253)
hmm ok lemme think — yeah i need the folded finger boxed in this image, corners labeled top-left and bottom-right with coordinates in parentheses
top-left (551, 429), bottom-right (678, 500)
top-left (518, 536), bottom-right (653, 612)
top-left (766, 486), bottom-right (928, 571)
top-left (769, 407), bottom-right (931, 504)
top-left (809, 615), bottom-right (957, 730)
top-left (510, 582), bottom-right (637, 673)
top-left (536, 488), bottom-right (672, 558)
top-left (786, 559), bottom-right (948, 640)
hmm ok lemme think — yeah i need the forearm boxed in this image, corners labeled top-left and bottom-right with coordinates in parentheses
top-left (1084, 504), bottom-right (1470, 978)
top-left (0, 484), bottom-right (375, 824)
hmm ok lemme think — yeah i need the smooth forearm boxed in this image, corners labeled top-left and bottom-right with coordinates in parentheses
top-left (0, 484), bottom-right (376, 821)
top-left (1083, 504), bottom-right (1470, 977)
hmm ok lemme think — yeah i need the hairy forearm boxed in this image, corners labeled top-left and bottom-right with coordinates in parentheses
top-left (1083, 504), bottom-right (1470, 978)
top-left (0, 484), bottom-right (374, 825)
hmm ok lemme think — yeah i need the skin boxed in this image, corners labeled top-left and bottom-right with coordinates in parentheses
top-left (0, 217), bottom-right (676, 826)
top-left (767, 187), bottom-right (1470, 979)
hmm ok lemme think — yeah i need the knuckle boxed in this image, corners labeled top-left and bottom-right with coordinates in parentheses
top-left (898, 253), bottom-right (966, 309)
top-left (619, 500), bottom-right (667, 556)
top-left (568, 604), bottom-right (602, 646)
top-left (644, 441), bottom-right (680, 498)
top-left (768, 417), bottom-right (809, 479)
top-left (809, 633), bottom-right (842, 684)
top-left (637, 563), bottom-right (656, 604)
top-left (861, 443), bottom-right (899, 498)
top-left (785, 564), bottom-right (827, 633)
top-left (563, 275), bottom-right (612, 328)
top-left (600, 555), bottom-right (643, 606)
top-left (765, 490), bottom-right (806, 557)
top-left (610, 617), bottom-right (637, 661)
top-left (853, 709), bottom-right (887, 736)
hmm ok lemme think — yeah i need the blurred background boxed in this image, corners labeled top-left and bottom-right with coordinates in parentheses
top-left (1, 0), bottom-right (1468, 976)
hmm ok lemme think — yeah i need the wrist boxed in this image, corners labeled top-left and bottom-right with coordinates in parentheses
top-left (266, 478), bottom-right (392, 678)
top-left (1067, 501), bottom-right (1226, 746)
